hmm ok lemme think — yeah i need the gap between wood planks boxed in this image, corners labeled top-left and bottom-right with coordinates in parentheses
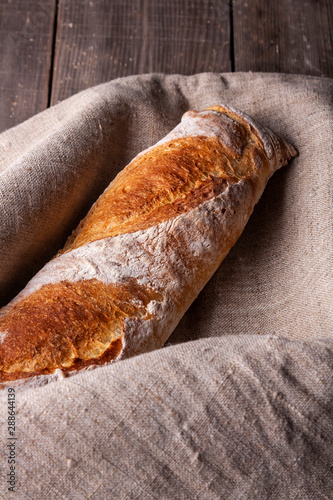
top-left (229, 0), bottom-right (235, 72)
top-left (46, 0), bottom-right (233, 105)
top-left (44, 0), bottom-right (333, 108)
top-left (47, 0), bottom-right (59, 108)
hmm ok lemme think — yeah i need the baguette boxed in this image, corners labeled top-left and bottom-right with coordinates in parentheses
top-left (0, 105), bottom-right (296, 387)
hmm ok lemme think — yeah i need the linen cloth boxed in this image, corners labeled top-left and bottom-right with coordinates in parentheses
top-left (0, 72), bottom-right (332, 499)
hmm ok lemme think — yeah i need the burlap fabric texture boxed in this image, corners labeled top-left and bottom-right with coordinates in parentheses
top-left (0, 73), bottom-right (332, 499)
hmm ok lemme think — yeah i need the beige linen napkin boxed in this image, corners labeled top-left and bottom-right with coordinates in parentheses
top-left (0, 73), bottom-right (332, 499)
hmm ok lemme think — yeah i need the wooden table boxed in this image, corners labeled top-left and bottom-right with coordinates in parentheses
top-left (0, 0), bottom-right (332, 133)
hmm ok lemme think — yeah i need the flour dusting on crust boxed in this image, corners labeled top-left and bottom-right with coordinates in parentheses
top-left (0, 105), bottom-right (297, 388)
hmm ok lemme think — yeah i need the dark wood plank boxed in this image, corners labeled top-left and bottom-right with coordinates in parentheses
top-left (0, 0), bottom-right (57, 132)
top-left (51, 0), bottom-right (231, 104)
top-left (232, 0), bottom-right (333, 77)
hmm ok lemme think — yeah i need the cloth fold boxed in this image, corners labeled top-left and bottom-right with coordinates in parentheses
top-left (0, 72), bottom-right (332, 498)
top-left (1, 335), bottom-right (333, 499)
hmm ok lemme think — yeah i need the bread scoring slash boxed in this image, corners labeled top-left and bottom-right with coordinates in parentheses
top-left (0, 105), bottom-right (296, 387)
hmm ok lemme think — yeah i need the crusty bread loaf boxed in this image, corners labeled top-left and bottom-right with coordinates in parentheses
top-left (0, 105), bottom-right (296, 387)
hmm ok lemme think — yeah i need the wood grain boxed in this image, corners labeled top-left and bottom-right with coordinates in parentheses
top-left (232, 0), bottom-right (333, 77)
top-left (50, 0), bottom-right (231, 104)
top-left (1, 0), bottom-right (332, 128)
top-left (0, 0), bottom-right (56, 132)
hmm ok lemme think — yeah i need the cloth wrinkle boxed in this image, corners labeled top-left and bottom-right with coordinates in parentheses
top-left (0, 72), bottom-right (332, 499)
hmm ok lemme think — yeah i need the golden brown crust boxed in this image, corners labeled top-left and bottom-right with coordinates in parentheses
top-left (0, 278), bottom-right (161, 380)
top-left (0, 172), bottom-right (236, 380)
top-left (62, 130), bottom-right (268, 253)
top-left (0, 105), bottom-right (297, 385)
top-left (0, 338), bottom-right (123, 383)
